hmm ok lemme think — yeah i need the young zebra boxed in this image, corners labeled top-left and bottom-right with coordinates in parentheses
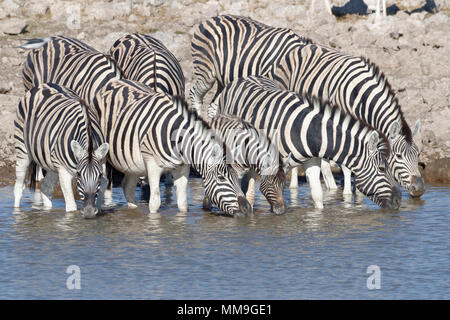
top-left (109, 33), bottom-right (185, 96)
top-left (14, 83), bottom-right (109, 218)
top-left (22, 36), bottom-right (121, 105)
top-left (206, 114), bottom-right (287, 214)
top-left (209, 76), bottom-right (402, 210)
top-left (93, 78), bottom-right (252, 216)
top-left (270, 43), bottom-right (424, 198)
top-left (190, 14), bottom-right (311, 113)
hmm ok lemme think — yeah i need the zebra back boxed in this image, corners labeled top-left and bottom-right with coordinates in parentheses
top-left (271, 43), bottom-right (423, 193)
top-left (109, 33), bottom-right (185, 96)
top-left (22, 36), bottom-right (121, 106)
top-left (192, 15), bottom-right (312, 88)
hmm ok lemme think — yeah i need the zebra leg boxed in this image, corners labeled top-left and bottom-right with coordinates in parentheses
top-left (14, 157), bottom-right (31, 208)
top-left (321, 159), bottom-right (337, 190)
top-left (58, 167), bottom-right (77, 212)
top-left (172, 164), bottom-right (190, 213)
top-left (289, 167), bottom-right (299, 189)
top-left (145, 157), bottom-right (164, 214)
top-left (32, 166), bottom-right (44, 208)
top-left (303, 158), bottom-right (324, 209)
top-left (122, 174), bottom-right (139, 208)
top-left (41, 171), bottom-right (58, 210)
top-left (342, 165), bottom-right (353, 195)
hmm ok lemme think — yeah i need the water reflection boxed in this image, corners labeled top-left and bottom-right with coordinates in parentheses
top-left (1, 180), bottom-right (449, 299)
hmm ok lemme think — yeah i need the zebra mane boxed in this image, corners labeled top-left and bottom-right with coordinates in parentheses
top-left (305, 95), bottom-right (391, 159)
top-left (360, 56), bottom-right (413, 144)
top-left (79, 98), bottom-right (94, 162)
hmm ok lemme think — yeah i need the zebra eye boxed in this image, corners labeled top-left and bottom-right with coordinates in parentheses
top-left (217, 174), bottom-right (226, 182)
top-left (379, 165), bottom-right (386, 174)
top-left (396, 153), bottom-right (403, 159)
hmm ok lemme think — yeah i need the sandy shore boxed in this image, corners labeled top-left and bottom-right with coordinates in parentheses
top-left (0, 0), bottom-right (449, 185)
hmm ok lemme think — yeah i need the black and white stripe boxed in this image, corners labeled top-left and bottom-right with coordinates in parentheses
top-left (207, 114), bottom-right (286, 214)
top-left (109, 33), bottom-right (185, 96)
top-left (271, 43), bottom-right (424, 197)
top-left (93, 78), bottom-right (251, 216)
top-left (14, 83), bottom-right (109, 218)
top-left (190, 14), bottom-right (311, 112)
top-left (210, 76), bottom-right (401, 209)
top-left (22, 36), bottom-right (121, 106)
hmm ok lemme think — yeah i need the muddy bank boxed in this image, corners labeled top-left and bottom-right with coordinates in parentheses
top-left (0, 0), bottom-right (449, 185)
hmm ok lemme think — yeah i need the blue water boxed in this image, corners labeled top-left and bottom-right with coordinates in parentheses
top-left (0, 178), bottom-right (448, 299)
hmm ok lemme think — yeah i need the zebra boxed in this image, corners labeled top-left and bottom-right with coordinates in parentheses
top-left (22, 36), bottom-right (121, 105)
top-left (14, 83), bottom-right (109, 218)
top-left (209, 76), bottom-right (402, 210)
top-left (108, 33), bottom-right (186, 190)
top-left (206, 114), bottom-right (287, 214)
top-left (269, 43), bottom-right (424, 198)
top-left (109, 33), bottom-right (185, 96)
top-left (190, 14), bottom-right (312, 113)
top-left (21, 36), bottom-right (121, 203)
top-left (93, 78), bottom-right (252, 216)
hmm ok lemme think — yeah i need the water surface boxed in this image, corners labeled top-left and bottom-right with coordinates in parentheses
top-left (0, 178), bottom-right (449, 299)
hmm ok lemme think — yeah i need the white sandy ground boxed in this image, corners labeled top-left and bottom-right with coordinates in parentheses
top-left (0, 0), bottom-right (449, 182)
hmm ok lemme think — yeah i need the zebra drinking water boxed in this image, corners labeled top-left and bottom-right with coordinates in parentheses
top-left (209, 76), bottom-right (401, 210)
top-left (190, 14), bottom-right (311, 114)
top-left (14, 83), bottom-right (109, 218)
top-left (93, 78), bottom-right (252, 216)
top-left (206, 114), bottom-right (287, 214)
top-left (270, 43), bottom-right (424, 198)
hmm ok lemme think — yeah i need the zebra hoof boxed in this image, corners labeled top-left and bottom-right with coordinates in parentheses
top-left (127, 202), bottom-right (138, 209)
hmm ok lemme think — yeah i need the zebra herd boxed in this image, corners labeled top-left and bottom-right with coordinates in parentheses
top-left (13, 14), bottom-right (424, 218)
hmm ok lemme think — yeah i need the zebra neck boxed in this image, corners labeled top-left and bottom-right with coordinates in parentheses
top-left (177, 118), bottom-right (216, 178)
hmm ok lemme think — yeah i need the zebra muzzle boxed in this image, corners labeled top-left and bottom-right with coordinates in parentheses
top-left (234, 196), bottom-right (253, 217)
top-left (408, 175), bottom-right (425, 198)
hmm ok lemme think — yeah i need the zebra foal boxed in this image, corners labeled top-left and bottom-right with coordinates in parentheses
top-left (93, 79), bottom-right (252, 216)
top-left (14, 83), bottom-right (109, 218)
top-left (209, 76), bottom-right (401, 210)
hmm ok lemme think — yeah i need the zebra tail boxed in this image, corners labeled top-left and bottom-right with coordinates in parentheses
top-left (27, 160), bottom-right (38, 191)
top-left (17, 37), bottom-right (53, 50)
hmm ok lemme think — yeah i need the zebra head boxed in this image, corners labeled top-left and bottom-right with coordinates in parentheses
top-left (353, 131), bottom-right (401, 210)
top-left (71, 141), bottom-right (109, 218)
top-left (203, 143), bottom-right (252, 217)
top-left (387, 120), bottom-right (424, 198)
top-left (258, 152), bottom-right (287, 215)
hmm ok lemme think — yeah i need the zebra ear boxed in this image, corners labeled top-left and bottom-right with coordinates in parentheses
top-left (71, 140), bottom-right (84, 161)
top-left (368, 131), bottom-right (380, 154)
top-left (94, 143), bottom-right (109, 161)
top-left (412, 119), bottom-right (421, 137)
top-left (388, 121), bottom-right (401, 140)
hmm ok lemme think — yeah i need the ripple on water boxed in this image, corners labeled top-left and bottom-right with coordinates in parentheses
top-left (0, 179), bottom-right (449, 299)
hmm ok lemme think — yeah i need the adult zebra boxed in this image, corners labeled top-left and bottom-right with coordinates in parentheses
top-left (209, 76), bottom-right (401, 210)
top-left (190, 14), bottom-right (312, 113)
top-left (270, 43), bottom-right (424, 198)
top-left (109, 33), bottom-right (185, 96)
top-left (93, 78), bottom-right (252, 216)
top-left (206, 114), bottom-right (287, 214)
top-left (22, 36), bottom-right (121, 105)
top-left (110, 33), bottom-right (286, 212)
top-left (14, 83), bottom-right (109, 218)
